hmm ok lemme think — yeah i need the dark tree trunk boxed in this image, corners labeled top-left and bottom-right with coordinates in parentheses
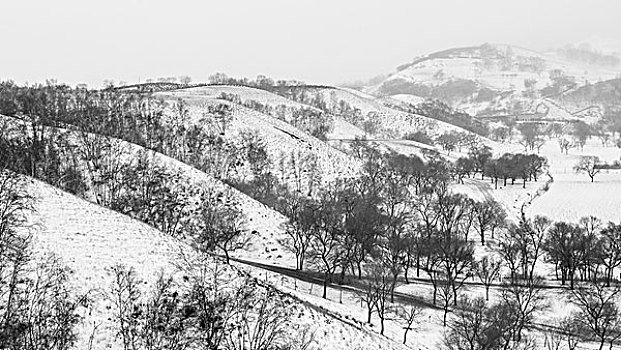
top-left (323, 274), bottom-right (328, 299)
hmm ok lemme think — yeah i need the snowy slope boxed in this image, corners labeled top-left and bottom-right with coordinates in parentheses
top-left (0, 114), bottom-right (290, 262)
top-left (157, 88), bottom-right (361, 191)
top-left (384, 94), bottom-right (426, 106)
top-left (288, 86), bottom-right (501, 144)
top-left (162, 85), bottom-right (377, 153)
top-left (25, 178), bottom-right (407, 350)
top-left (375, 43), bottom-right (619, 94)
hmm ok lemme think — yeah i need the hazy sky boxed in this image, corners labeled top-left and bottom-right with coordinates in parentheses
top-left (1, 0), bottom-right (620, 87)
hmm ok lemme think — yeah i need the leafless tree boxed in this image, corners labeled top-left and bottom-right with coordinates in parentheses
top-left (307, 186), bottom-right (345, 299)
top-left (599, 222), bottom-right (621, 286)
top-left (558, 137), bottom-right (573, 155)
top-left (278, 194), bottom-right (314, 271)
top-left (543, 317), bottom-right (580, 350)
top-left (473, 199), bottom-right (507, 246)
top-left (442, 297), bottom-right (493, 350)
top-left (500, 279), bottom-right (547, 343)
top-left (354, 268), bottom-right (380, 324)
top-left (574, 156), bottom-right (602, 182)
top-left (370, 263), bottom-right (392, 336)
top-left (438, 279), bottom-right (455, 327)
top-left (569, 284), bottom-right (621, 350)
top-left (191, 189), bottom-right (249, 264)
top-left (110, 265), bottom-right (143, 350)
top-left (514, 215), bottom-right (551, 284)
top-left (474, 256), bottom-right (502, 300)
top-left (437, 238), bottom-right (475, 306)
top-left (225, 280), bottom-right (292, 350)
top-left (395, 303), bottom-right (423, 344)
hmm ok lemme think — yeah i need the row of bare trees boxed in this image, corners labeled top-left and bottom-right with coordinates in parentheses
top-left (278, 143), bottom-right (512, 333)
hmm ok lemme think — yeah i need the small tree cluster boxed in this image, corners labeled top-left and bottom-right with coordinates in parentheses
top-left (110, 262), bottom-right (293, 350)
top-left (483, 153), bottom-right (548, 189)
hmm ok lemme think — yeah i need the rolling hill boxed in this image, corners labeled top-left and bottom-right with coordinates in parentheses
top-left (364, 43), bottom-right (620, 115)
top-left (26, 176), bottom-right (407, 350)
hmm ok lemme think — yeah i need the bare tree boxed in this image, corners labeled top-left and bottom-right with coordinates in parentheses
top-left (574, 156), bottom-right (602, 182)
top-left (192, 189), bottom-right (249, 264)
top-left (110, 265), bottom-right (143, 350)
top-left (543, 317), bottom-right (580, 350)
top-left (354, 274), bottom-right (380, 324)
top-left (175, 252), bottom-right (238, 350)
top-left (370, 264), bottom-right (392, 336)
top-left (395, 303), bottom-right (423, 344)
top-left (308, 186), bottom-right (345, 299)
top-left (473, 199), bottom-right (507, 246)
top-left (279, 194), bottom-right (315, 271)
top-left (438, 279), bottom-right (455, 327)
top-left (543, 221), bottom-right (588, 288)
top-left (442, 297), bottom-right (495, 350)
top-left (558, 137), bottom-right (573, 155)
top-left (514, 215), bottom-right (551, 284)
top-left (178, 75), bottom-right (192, 85)
top-left (501, 279), bottom-right (547, 343)
top-left (474, 256), bottom-right (502, 300)
top-left (569, 284), bottom-right (621, 350)
top-left (438, 238), bottom-right (475, 306)
top-left (498, 229), bottom-right (521, 285)
top-left (600, 223), bottom-right (621, 286)
top-left (225, 280), bottom-right (292, 350)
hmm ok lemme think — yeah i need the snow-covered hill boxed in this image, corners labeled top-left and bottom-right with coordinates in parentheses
top-left (157, 86), bottom-right (361, 192)
top-left (25, 177), bottom-right (407, 350)
top-left (372, 43), bottom-right (619, 94)
top-left (365, 43), bottom-right (620, 115)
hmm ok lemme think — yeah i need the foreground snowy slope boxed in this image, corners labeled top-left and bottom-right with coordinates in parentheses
top-left (27, 178), bottom-right (182, 349)
top-left (26, 178), bottom-right (408, 350)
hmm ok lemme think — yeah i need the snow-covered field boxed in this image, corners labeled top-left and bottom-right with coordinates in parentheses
top-left (527, 138), bottom-right (621, 223)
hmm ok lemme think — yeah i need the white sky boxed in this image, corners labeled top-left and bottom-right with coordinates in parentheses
top-left (1, 0), bottom-right (620, 87)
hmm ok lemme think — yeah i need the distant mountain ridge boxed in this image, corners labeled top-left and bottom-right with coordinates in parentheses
top-left (362, 43), bottom-right (621, 116)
